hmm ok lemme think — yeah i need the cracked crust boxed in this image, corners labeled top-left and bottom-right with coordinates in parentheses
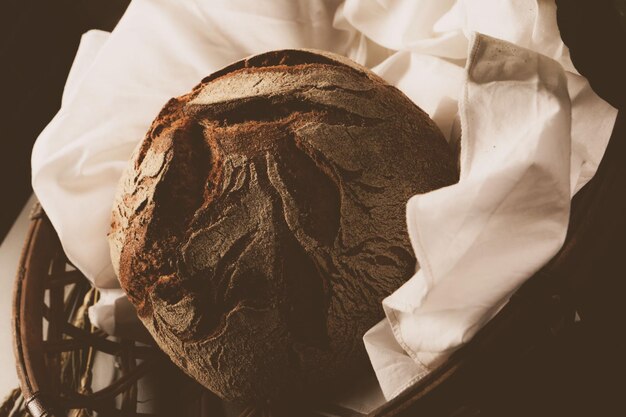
top-left (108, 49), bottom-right (458, 402)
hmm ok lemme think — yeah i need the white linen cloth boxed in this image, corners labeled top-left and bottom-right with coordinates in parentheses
top-left (31, 0), bottom-right (617, 405)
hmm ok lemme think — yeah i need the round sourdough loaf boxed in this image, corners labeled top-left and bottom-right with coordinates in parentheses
top-left (108, 49), bottom-right (458, 402)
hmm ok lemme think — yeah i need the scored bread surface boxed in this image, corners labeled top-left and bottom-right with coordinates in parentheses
top-left (109, 49), bottom-right (458, 402)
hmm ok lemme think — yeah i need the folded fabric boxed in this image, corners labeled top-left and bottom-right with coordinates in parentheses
top-left (352, 0), bottom-right (617, 399)
top-left (366, 32), bottom-right (574, 399)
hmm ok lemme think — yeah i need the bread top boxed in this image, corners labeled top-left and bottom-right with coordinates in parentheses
top-left (109, 49), bottom-right (458, 402)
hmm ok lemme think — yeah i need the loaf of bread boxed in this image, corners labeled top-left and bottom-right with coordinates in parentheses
top-left (108, 49), bottom-right (458, 402)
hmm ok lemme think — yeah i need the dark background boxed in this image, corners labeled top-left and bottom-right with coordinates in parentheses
top-left (0, 0), bottom-right (130, 240)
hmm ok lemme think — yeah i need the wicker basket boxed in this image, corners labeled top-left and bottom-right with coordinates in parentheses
top-left (9, 204), bottom-right (217, 417)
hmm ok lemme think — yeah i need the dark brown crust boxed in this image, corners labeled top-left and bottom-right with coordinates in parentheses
top-left (109, 49), bottom-right (459, 403)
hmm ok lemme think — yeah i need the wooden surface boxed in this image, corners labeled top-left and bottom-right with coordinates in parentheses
top-left (0, 196), bottom-right (35, 397)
